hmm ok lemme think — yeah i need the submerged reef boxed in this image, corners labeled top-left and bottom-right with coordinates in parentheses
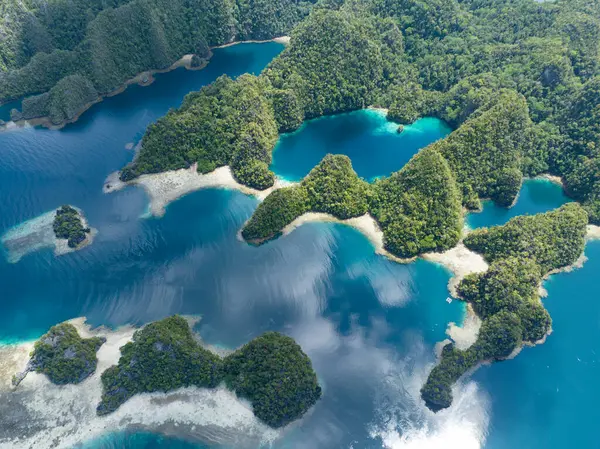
top-left (14, 323), bottom-right (105, 386)
top-left (98, 316), bottom-right (321, 428)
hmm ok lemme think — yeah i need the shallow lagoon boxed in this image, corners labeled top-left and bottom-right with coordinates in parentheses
top-left (0, 41), bottom-right (598, 449)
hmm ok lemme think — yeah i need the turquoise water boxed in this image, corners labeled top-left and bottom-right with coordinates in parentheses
top-left (0, 99), bottom-right (20, 121)
top-left (0, 41), bottom-right (598, 449)
top-left (467, 178), bottom-right (570, 229)
top-left (270, 111), bottom-right (451, 181)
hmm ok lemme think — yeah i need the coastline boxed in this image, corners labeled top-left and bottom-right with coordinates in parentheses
top-left (104, 164), bottom-right (296, 217)
top-left (0, 36), bottom-right (290, 132)
top-left (0, 318), bottom-right (280, 449)
top-left (277, 212), bottom-right (489, 294)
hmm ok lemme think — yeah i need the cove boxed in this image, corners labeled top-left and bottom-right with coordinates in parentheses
top-left (467, 178), bottom-right (570, 229)
top-left (270, 109), bottom-right (451, 181)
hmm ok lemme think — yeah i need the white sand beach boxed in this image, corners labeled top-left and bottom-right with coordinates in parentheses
top-left (0, 318), bottom-right (279, 449)
top-left (105, 164), bottom-right (295, 217)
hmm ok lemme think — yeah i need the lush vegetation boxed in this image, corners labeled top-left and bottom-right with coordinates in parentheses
top-left (421, 204), bottom-right (588, 411)
top-left (0, 0), bottom-right (314, 124)
top-left (463, 203), bottom-right (588, 272)
top-left (242, 154), bottom-right (370, 242)
top-left (369, 147), bottom-right (462, 258)
top-left (30, 323), bottom-right (105, 385)
top-left (53, 205), bottom-right (91, 248)
top-left (223, 332), bottom-right (322, 428)
top-left (243, 149), bottom-right (463, 259)
top-left (97, 315), bottom-right (321, 427)
top-left (97, 315), bottom-right (223, 415)
top-left (120, 75), bottom-right (279, 189)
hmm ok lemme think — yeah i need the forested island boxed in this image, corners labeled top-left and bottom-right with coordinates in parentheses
top-left (13, 323), bottom-right (105, 386)
top-left (421, 204), bottom-right (588, 411)
top-left (53, 205), bottom-right (91, 248)
top-left (98, 316), bottom-right (321, 428)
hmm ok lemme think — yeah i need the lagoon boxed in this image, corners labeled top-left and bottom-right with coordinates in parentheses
top-left (270, 110), bottom-right (451, 181)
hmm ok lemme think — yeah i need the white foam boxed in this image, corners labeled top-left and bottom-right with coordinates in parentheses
top-left (368, 341), bottom-right (490, 449)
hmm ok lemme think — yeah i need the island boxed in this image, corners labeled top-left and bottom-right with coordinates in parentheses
top-left (1, 205), bottom-right (96, 263)
top-left (53, 205), bottom-right (92, 248)
top-left (3, 0), bottom-right (600, 417)
top-left (98, 0), bottom-right (600, 412)
top-left (98, 315), bottom-right (321, 428)
top-left (13, 323), bottom-right (105, 386)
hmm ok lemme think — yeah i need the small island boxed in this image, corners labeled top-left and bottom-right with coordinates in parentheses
top-left (98, 315), bottom-right (321, 428)
top-left (223, 332), bottom-right (322, 428)
top-left (1, 205), bottom-right (96, 263)
top-left (53, 205), bottom-right (92, 249)
top-left (13, 323), bottom-right (105, 386)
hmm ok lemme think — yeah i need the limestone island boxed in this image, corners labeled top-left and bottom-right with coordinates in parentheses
top-left (0, 316), bottom-right (320, 448)
top-left (420, 204), bottom-right (588, 412)
top-left (1, 205), bottom-right (96, 263)
top-left (13, 323), bottom-right (105, 387)
top-left (98, 316), bottom-right (321, 428)
top-left (22, 0), bottom-right (596, 416)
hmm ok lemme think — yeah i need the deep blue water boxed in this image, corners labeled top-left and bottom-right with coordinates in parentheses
top-left (270, 111), bottom-right (451, 181)
top-left (0, 41), bottom-right (598, 449)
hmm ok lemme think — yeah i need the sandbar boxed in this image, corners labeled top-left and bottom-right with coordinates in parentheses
top-left (105, 164), bottom-right (295, 216)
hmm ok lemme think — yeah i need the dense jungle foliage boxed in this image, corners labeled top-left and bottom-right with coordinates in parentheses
top-left (120, 75), bottom-right (279, 189)
top-left (464, 203), bottom-right (588, 272)
top-left (97, 316), bottom-right (320, 427)
top-left (421, 204), bottom-right (588, 411)
top-left (118, 0), bottom-right (600, 226)
top-left (243, 149), bottom-right (463, 259)
top-left (30, 323), bottom-right (105, 385)
top-left (97, 316), bottom-right (223, 415)
top-left (0, 0), bottom-right (314, 110)
top-left (53, 205), bottom-right (90, 248)
top-left (223, 332), bottom-right (322, 428)
top-left (369, 147), bottom-right (463, 258)
top-left (241, 155), bottom-right (369, 241)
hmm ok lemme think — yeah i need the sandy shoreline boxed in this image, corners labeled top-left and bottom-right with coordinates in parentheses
top-left (105, 164), bottom-right (295, 217)
top-left (587, 224), bottom-right (600, 240)
top-left (0, 318), bottom-right (280, 449)
top-left (0, 36), bottom-right (290, 132)
top-left (280, 212), bottom-right (489, 292)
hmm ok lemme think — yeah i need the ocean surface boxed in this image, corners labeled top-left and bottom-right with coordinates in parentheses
top-left (0, 42), bottom-right (598, 449)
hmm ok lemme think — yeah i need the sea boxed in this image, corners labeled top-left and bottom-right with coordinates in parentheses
top-left (0, 41), bottom-right (598, 449)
